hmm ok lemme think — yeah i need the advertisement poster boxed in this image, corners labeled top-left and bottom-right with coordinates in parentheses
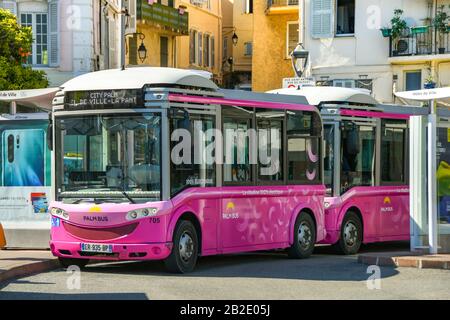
top-left (0, 120), bottom-right (52, 233)
top-left (436, 127), bottom-right (450, 224)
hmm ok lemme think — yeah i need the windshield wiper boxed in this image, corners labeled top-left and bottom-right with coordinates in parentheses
top-left (121, 190), bottom-right (136, 204)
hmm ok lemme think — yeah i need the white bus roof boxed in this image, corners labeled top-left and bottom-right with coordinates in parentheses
top-left (61, 67), bottom-right (218, 92)
top-left (267, 86), bottom-right (379, 106)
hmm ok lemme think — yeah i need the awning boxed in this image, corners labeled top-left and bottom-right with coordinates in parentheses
top-left (0, 88), bottom-right (60, 111)
top-left (395, 87), bottom-right (450, 102)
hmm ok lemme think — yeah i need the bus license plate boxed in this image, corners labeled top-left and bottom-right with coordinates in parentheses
top-left (80, 243), bottom-right (113, 253)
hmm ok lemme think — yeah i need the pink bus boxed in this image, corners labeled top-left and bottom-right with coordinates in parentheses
top-left (269, 87), bottom-right (428, 254)
top-left (49, 68), bottom-right (325, 273)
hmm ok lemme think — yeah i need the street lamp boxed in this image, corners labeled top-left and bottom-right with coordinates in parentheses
top-left (125, 32), bottom-right (147, 64)
top-left (291, 43), bottom-right (309, 77)
top-left (137, 33), bottom-right (147, 63)
top-left (232, 32), bottom-right (239, 46)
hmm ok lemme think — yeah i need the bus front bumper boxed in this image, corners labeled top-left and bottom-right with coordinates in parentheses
top-left (50, 240), bottom-right (173, 261)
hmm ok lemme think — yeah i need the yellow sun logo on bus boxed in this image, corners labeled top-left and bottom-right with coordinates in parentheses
top-left (383, 197), bottom-right (391, 205)
top-left (88, 205), bottom-right (102, 213)
top-left (226, 202), bottom-right (235, 210)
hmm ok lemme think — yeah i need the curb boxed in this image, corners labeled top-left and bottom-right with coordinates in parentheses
top-left (0, 258), bottom-right (60, 285)
top-left (358, 254), bottom-right (450, 270)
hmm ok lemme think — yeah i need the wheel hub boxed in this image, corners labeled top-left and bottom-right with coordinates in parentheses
top-left (344, 222), bottom-right (358, 246)
top-left (179, 232), bottom-right (194, 262)
top-left (298, 222), bottom-right (312, 249)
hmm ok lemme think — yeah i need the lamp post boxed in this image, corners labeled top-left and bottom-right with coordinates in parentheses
top-left (291, 43), bottom-right (309, 77)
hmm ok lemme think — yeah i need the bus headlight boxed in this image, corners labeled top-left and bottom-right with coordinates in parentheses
top-left (51, 207), bottom-right (69, 221)
top-left (126, 208), bottom-right (158, 221)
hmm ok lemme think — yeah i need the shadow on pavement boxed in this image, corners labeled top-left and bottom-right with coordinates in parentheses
top-left (0, 291), bottom-right (148, 300)
top-left (79, 242), bottom-right (404, 282)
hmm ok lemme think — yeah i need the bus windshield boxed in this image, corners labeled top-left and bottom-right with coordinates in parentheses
top-left (55, 113), bottom-right (161, 202)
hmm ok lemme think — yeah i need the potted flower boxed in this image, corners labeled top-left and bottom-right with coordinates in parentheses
top-left (390, 9), bottom-right (408, 55)
top-left (380, 27), bottom-right (392, 38)
top-left (433, 5), bottom-right (450, 54)
top-left (424, 75), bottom-right (436, 89)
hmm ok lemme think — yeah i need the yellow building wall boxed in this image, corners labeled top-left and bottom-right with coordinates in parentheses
top-left (232, 0), bottom-right (253, 73)
top-left (176, 0), bottom-right (223, 82)
top-left (252, 2), bottom-right (298, 92)
top-left (127, 23), bottom-right (178, 68)
top-left (128, 1), bottom-right (222, 82)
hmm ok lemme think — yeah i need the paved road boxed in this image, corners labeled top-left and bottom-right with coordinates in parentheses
top-left (1, 243), bottom-right (449, 300)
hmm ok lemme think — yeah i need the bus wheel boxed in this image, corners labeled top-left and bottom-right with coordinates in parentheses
top-left (164, 220), bottom-right (199, 273)
top-left (287, 213), bottom-right (316, 259)
top-left (334, 211), bottom-right (363, 255)
top-left (58, 257), bottom-right (89, 269)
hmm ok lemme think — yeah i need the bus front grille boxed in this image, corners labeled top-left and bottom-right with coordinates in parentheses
top-left (62, 221), bottom-right (138, 240)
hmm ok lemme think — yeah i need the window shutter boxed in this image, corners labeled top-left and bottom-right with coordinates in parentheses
top-left (189, 30), bottom-right (195, 64)
top-left (198, 32), bottom-right (203, 66)
top-left (311, 0), bottom-right (333, 39)
top-left (125, 0), bottom-right (136, 34)
top-left (49, 0), bottom-right (59, 67)
top-left (211, 36), bottom-right (215, 68)
top-left (0, 1), bottom-right (17, 15)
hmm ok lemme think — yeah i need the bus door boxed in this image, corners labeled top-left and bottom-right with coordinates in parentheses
top-left (379, 119), bottom-right (409, 237)
top-left (340, 120), bottom-right (379, 238)
top-left (169, 107), bottom-right (220, 251)
top-left (220, 107), bottom-right (287, 249)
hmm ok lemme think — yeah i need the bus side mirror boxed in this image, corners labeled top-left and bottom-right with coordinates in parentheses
top-left (47, 122), bottom-right (53, 151)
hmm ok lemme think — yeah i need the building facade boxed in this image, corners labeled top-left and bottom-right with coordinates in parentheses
top-left (252, 0), bottom-right (299, 92)
top-left (302, 0), bottom-right (450, 103)
top-left (126, 0), bottom-right (223, 84)
top-left (0, 0), bottom-right (95, 87)
top-left (179, 0), bottom-right (223, 83)
top-left (222, 0), bottom-right (253, 89)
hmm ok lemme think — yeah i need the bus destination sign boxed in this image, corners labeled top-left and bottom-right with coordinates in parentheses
top-left (64, 89), bottom-right (143, 110)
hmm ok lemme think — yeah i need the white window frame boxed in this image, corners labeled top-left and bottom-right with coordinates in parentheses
top-left (20, 12), bottom-right (50, 67)
top-left (286, 21), bottom-right (299, 59)
top-left (335, 0), bottom-right (355, 37)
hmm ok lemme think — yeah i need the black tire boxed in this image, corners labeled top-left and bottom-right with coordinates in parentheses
top-left (164, 220), bottom-right (199, 273)
top-left (58, 257), bottom-right (89, 269)
top-left (287, 213), bottom-right (316, 259)
top-left (333, 211), bottom-right (363, 255)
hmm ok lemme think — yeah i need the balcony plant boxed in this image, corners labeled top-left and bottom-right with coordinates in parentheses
top-left (390, 9), bottom-right (408, 55)
top-left (424, 75), bottom-right (436, 89)
top-left (433, 5), bottom-right (450, 54)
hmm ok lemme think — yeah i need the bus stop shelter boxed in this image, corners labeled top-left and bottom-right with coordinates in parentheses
top-left (0, 88), bottom-right (58, 248)
top-left (0, 87), bottom-right (58, 112)
top-left (396, 87), bottom-right (450, 254)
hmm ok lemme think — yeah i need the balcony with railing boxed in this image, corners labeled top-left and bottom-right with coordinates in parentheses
top-left (387, 27), bottom-right (450, 60)
top-left (266, 0), bottom-right (299, 15)
top-left (136, 0), bottom-right (189, 35)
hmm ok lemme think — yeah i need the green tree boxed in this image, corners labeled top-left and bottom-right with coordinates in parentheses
top-left (0, 8), bottom-right (48, 90)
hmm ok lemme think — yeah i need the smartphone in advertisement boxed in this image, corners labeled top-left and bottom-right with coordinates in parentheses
top-left (30, 192), bottom-right (49, 213)
top-left (2, 129), bottom-right (46, 186)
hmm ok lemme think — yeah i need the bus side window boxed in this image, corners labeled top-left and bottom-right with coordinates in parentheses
top-left (380, 119), bottom-right (407, 185)
top-left (286, 111), bottom-right (321, 184)
top-left (256, 109), bottom-right (284, 183)
top-left (222, 106), bottom-right (254, 185)
top-left (341, 122), bottom-right (376, 193)
top-left (169, 109), bottom-right (216, 196)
